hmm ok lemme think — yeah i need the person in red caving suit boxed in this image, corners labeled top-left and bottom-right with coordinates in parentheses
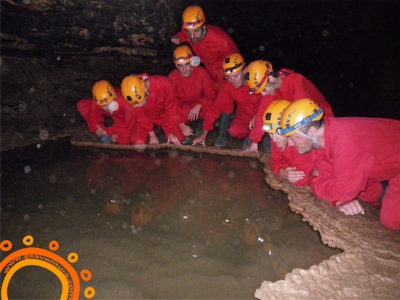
top-left (277, 98), bottom-right (400, 230)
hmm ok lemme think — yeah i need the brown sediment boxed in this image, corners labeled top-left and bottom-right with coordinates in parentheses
top-left (71, 131), bottom-right (400, 299)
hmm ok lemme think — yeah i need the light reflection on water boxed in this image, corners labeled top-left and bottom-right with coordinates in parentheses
top-left (1, 143), bottom-right (341, 299)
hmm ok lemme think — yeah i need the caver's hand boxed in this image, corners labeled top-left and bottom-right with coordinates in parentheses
top-left (192, 130), bottom-right (208, 146)
top-left (171, 35), bottom-right (181, 44)
top-left (167, 134), bottom-right (182, 145)
top-left (281, 167), bottom-right (305, 183)
top-left (336, 199), bottom-right (365, 215)
top-left (245, 143), bottom-right (258, 153)
top-left (179, 123), bottom-right (194, 136)
top-left (188, 104), bottom-right (201, 121)
top-left (149, 131), bottom-right (159, 145)
top-left (96, 125), bottom-right (107, 137)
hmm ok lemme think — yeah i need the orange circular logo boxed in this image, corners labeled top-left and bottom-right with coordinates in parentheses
top-left (0, 235), bottom-right (95, 299)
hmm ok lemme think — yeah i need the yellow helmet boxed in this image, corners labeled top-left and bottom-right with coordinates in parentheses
top-left (223, 53), bottom-right (245, 75)
top-left (277, 98), bottom-right (324, 136)
top-left (92, 80), bottom-right (115, 106)
top-left (245, 60), bottom-right (273, 94)
top-left (174, 45), bottom-right (193, 65)
top-left (182, 5), bottom-right (206, 29)
top-left (263, 100), bottom-right (291, 133)
top-left (121, 75), bottom-right (146, 107)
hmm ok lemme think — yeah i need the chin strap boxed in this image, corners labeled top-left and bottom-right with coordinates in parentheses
top-left (295, 126), bottom-right (321, 149)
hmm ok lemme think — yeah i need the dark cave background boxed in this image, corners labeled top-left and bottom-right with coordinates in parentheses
top-left (1, 0), bottom-right (399, 150)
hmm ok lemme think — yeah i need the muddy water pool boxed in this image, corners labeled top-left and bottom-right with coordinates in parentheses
top-left (0, 141), bottom-right (341, 299)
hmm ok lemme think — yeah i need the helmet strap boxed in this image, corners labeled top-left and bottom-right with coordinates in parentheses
top-left (296, 126), bottom-right (321, 149)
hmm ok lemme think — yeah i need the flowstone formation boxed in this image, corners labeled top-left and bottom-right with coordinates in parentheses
top-left (257, 154), bottom-right (400, 299)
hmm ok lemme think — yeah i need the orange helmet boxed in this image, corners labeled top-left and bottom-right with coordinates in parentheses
top-left (103, 199), bottom-right (123, 215)
top-left (174, 45), bottom-right (193, 65)
top-left (182, 5), bottom-right (206, 29)
top-left (277, 98), bottom-right (324, 136)
top-left (131, 201), bottom-right (154, 227)
top-left (245, 60), bottom-right (273, 94)
top-left (121, 75), bottom-right (146, 107)
top-left (263, 100), bottom-right (291, 133)
top-left (92, 80), bottom-right (115, 106)
top-left (223, 53), bottom-right (245, 76)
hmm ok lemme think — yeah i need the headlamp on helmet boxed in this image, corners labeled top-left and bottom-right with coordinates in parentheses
top-left (182, 5), bottom-right (206, 30)
top-left (174, 45), bottom-right (193, 64)
top-left (262, 100), bottom-right (291, 133)
top-left (223, 53), bottom-right (245, 76)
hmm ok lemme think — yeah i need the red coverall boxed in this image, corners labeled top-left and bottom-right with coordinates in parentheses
top-left (310, 117), bottom-right (400, 230)
top-left (167, 66), bottom-right (216, 124)
top-left (270, 142), bottom-right (320, 186)
top-left (277, 69), bottom-right (334, 118)
top-left (203, 81), bottom-right (263, 139)
top-left (77, 88), bottom-right (135, 145)
top-left (130, 75), bottom-right (184, 144)
top-left (174, 25), bottom-right (239, 88)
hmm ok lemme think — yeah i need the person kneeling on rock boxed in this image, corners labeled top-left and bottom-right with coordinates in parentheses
top-left (77, 80), bottom-right (135, 144)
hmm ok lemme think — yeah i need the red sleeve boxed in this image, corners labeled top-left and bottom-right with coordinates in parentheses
top-left (309, 120), bottom-right (374, 205)
top-left (78, 99), bottom-right (107, 133)
top-left (174, 28), bottom-right (189, 43)
top-left (270, 143), bottom-right (291, 176)
top-left (249, 95), bottom-right (275, 143)
top-left (310, 152), bottom-right (375, 205)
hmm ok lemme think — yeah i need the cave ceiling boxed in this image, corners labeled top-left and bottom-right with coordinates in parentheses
top-left (1, 0), bottom-right (185, 59)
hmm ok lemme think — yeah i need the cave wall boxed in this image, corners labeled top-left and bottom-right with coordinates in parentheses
top-left (1, 0), bottom-right (185, 57)
top-left (1, 0), bottom-right (187, 150)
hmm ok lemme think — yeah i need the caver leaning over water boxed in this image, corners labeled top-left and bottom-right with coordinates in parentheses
top-left (77, 80), bottom-right (135, 145)
top-left (260, 99), bottom-right (320, 186)
top-left (276, 98), bottom-right (400, 230)
top-left (192, 53), bottom-right (263, 149)
top-left (171, 5), bottom-right (239, 90)
top-left (120, 74), bottom-right (185, 146)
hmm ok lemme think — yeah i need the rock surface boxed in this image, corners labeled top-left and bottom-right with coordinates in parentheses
top-left (257, 154), bottom-right (400, 299)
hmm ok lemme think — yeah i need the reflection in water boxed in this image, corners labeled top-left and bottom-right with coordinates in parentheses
top-left (1, 144), bottom-right (341, 299)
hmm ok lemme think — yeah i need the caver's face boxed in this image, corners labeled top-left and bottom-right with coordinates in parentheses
top-left (185, 26), bottom-right (206, 44)
top-left (261, 83), bottom-right (277, 96)
top-left (226, 69), bottom-right (245, 89)
top-left (289, 131), bottom-right (314, 154)
top-left (176, 62), bottom-right (193, 78)
top-left (269, 133), bottom-right (288, 148)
